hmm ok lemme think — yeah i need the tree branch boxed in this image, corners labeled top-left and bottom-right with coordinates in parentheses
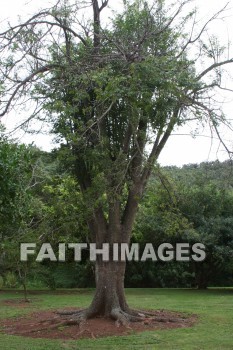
top-left (196, 58), bottom-right (233, 81)
top-left (0, 65), bottom-right (58, 117)
top-left (0, 12), bottom-right (87, 46)
top-left (141, 108), bottom-right (180, 188)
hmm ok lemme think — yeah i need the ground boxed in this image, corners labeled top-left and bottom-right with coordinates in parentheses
top-left (0, 304), bottom-right (196, 340)
top-left (0, 288), bottom-right (232, 349)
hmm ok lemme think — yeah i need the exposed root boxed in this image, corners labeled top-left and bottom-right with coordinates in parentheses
top-left (127, 308), bottom-right (161, 317)
top-left (57, 307), bottom-right (138, 328)
top-left (29, 306), bottom-right (187, 335)
top-left (109, 307), bottom-right (187, 327)
top-left (124, 308), bottom-right (186, 323)
top-left (1, 305), bottom-right (196, 342)
top-left (111, 311), bottom-right (150, 325)
top-left (111, 308), bottom-right (131, 328)
top-left (19, 321), bottom-right (71, 335)
top-left (19, 309), bottom-right (90, 335)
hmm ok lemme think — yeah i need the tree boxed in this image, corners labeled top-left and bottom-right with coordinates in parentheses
top-left (0, 137), bottom-right (41, 299)
top-left (132, 162), bottom-right (233, 289)
top-left (175, 170), bottom-right (233, 289)
top-left (0, 137), bottom-right (34, 237)
top-left (0, 0), bottom-right (233, 324)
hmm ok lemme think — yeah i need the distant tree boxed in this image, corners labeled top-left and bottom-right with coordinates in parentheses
top-left (0, 137), bottom-right (38, 298)
top-left (133, 163), bottom-right (233, 289)
top-left (177, 177), bottom-right (233, 289)
top-left (0, 137), bottom-right (33, 237)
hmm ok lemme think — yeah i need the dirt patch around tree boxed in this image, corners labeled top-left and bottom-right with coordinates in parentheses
top-left (0, 308), bottom-right (197, 340)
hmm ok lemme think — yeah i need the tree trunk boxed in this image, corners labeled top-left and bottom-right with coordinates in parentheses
top-left (194, 263), bottom-right (209, 290)
top-left (22, 280), bottom-right (29, 302)
top-left (86, 259), bottom-right (129, 318)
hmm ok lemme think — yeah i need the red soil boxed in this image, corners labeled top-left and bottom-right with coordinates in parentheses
top-left (0, 305), bottom-right (197, 340)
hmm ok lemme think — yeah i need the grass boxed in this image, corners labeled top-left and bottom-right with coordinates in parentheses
top-left (0, 288), bottom-right (232, 349)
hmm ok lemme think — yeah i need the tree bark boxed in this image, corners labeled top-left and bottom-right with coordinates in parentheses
top-left (88, 259), bottom-right (129, 318)
top-left (58, 257), bottom-right (133, 325)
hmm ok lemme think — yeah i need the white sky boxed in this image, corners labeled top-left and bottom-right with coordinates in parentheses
top-left (0, 0), bottom-right (233, 166)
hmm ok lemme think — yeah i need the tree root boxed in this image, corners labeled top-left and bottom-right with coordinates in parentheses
top-left (57, 307), bottom-right (142, 327)
top-left (20, 312), bottom-right (88, 335)
top-left (22, 307), bottom-right (186, 335)
top-left (111, 308), bottom-right (131, 327)
top-left (56, 309), bottom-right (84, 316)
top-left (109, 308), bottom-right (186, 326)
top-left (127, 308), bottom-right (162, 317)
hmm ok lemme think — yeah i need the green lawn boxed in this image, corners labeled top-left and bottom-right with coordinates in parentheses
top-left (0, 288), bottom-right (232, 349)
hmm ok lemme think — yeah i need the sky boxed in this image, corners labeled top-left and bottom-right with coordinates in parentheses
top-left (0, 0), bottom-right (233, 166)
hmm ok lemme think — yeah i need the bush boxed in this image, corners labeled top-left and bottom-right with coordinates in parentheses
top-left (4, 271), bottom-right (18, 288)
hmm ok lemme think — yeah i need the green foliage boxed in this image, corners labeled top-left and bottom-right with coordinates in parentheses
top-left (41, 174), bottom-right (88, 242)
top-left (4, 271), bottom-right (18, 288)
top-left (129, 161), bottom-right (233, 288)
top-left (0, 138), bottom-right (32, 234)
top-left (1, 124), bottom-right (232, 288)
top-left (1, 132), bottom-right (232, 289)
top-left (29, 0), bottom-right (204, 212)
